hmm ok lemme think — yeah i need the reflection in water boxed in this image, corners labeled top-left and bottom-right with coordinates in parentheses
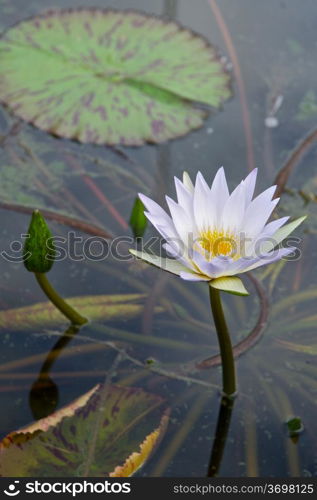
top-left (29, 325), bottom-right (79, 420)
top-left (207, 396), bottom-right (235, 477)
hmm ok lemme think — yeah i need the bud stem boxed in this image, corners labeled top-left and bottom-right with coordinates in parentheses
top-left (35, 272), bottom-right (88, 326)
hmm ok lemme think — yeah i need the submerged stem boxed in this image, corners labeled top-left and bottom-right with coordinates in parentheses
top-left (35, 272), bottom-right (88, 326)
top-left (209, 286), bottom-right (236, 396)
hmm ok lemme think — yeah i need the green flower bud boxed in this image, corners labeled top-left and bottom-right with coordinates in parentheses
top-left (23, 210), bottom-right (55, 273)
top-left (129, 197), bottom-right (147, 239)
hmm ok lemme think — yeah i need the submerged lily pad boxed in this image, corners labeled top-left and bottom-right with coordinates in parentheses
top-left (0, 384), bottom-right (168, 477)
top-left (0, 294), bottom-right (163, 331)
top-left (0, 9), bottom-right (231, 145)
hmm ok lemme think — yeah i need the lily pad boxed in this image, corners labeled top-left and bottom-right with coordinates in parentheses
top-left (0, 384), bottom-right (168, 477)
top-left (0, 9), bottom-right (231, 145)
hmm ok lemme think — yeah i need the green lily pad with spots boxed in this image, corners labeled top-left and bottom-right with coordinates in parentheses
top-left (0, 9), bottom-right (231, 145)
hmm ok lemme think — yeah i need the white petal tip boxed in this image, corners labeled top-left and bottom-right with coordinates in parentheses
top-left (138, 193), bottom-right (150, 206)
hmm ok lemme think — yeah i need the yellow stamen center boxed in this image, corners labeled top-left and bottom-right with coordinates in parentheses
top-left (198, 229), bottom-right (237, 258)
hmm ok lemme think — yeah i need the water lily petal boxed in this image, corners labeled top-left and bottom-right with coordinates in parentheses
top-left (216, 245), bottom-right (296, 276)
top-left (212, 256), bottom-right (258, 276)
top-left (174, 176), bottom-right (194, 218)
top-left (138, 194), bottom-right (178, 241)
top-left (222, 181), bottom-right (247, 232)
top-left (129, 249), bottom-right (188, 275)
top-left (144, 212), bottom-right (178, 242)
top-left (259, 216), bottom-right (290, 239)
top-left (182, 171), bottom-right (194, 192)
top-left (209, 276), bottom-right (249, 296)
top-left (139, 193), bottom-right (169, 220)
top-left (162, 242), bottom-right (195, 270)
top-left (243, 187), bottom-right (279, 237)
top-left (193, 171), bottom-right (215, 230)
top-left (210, 166), bottom-right (229, 216)
top-left (243, 168), bottom-right (258, 206)
top-left (242, 246), bottom-right (297, 272)
top-left (166, 195), bottom-right (195, 245)
top-left (260, 216), bottom-right (306, 254)
top-left (179, 271), bottom-right (210, 281)
top-left (245, 216), bottom-right (289, 254)
top-left (156, 223), bottom-right (192, 265)
top-left (192, 252), bottom-right (232, 278)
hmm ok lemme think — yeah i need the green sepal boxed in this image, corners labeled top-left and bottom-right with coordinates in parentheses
top-left (209, 276), bottom-right (249, 296)
top-left (23, 210), bottom-right (55, 273)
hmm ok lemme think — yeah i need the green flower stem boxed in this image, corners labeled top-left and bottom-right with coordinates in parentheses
top-left (35, 272), bottom-right (88, 326)
top-left (209, 286), bottom-right (236, 397)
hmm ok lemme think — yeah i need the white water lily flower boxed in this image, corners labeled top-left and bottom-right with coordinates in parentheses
top-left (130, 168), bottom-right (305, 295)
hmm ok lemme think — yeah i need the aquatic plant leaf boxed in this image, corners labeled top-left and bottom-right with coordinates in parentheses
top-left (109, 414), bottom-right (168, 477)
top-left (0, 294), bottom-right (163, 331)
top-left (0, 384), bottom-right (168, 477)
top-left (129, 197), bottom-right (147, 238)
top-left (15, 385), bottom-right (100, 436)
top-left (277, 339), bottom-right (317, 356)
top-left (210, 276), bottom-right (249, 296)
top-left (0, 9), bottom-right (231, 145)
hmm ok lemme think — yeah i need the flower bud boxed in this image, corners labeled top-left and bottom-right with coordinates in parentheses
top-left (23, 210), bottom-right (55, 273)
top-left (129, 197), bottom-right (147, 239)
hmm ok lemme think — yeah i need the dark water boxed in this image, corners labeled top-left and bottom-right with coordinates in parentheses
top-left (0, 0), bottom-right (316, 477)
